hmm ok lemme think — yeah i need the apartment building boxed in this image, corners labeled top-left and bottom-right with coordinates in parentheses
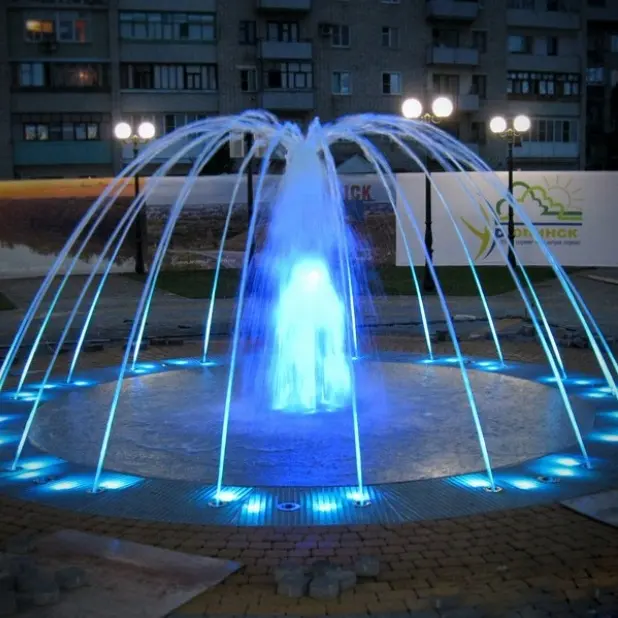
top-left (0, 0), bottom-right (589, 179)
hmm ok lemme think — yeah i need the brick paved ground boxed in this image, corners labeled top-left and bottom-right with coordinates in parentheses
top-left (1, 339), bottom-right (618, 617)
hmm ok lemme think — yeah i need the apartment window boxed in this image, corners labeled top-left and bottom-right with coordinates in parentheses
top-left (526, 118), bottom-right (578, 142)
top-left (120, 64), bottom-right (218, 91)
top-left (239, 20), bottom-right (256, 44)
top-left (332, 71), bottom-right (351, 95)
top-left (508, 34), bottom-right (532, 54)
top-left (586, 67), bottom-right (604, 84)
top-left (471, 121), bottom-right (487, 145)
top-left (57, 12), bottom-right (89, 42)
top-left (382, 71), bottom-right (401, 95)
top-left (239, 67), bottom-right (258, 92)
top-left (24, 19), bottom-right (54, 42)
top-left (472, 31), bottom-right (487, 53)
top-left (331, 24), bottom-right (351, 47)
top-left (546, 36), bottom-right (559, 56)
top-left (119, 12), bottom-right (216, 42)
top-left (163, 113), bottom-right (206, 134)
top-left (23, 120), bottom-right (99, 142)
top-left (50, 63), bottom-right (104, 88)
top-left (508, 71), bottom-right (580, 97)
top-left (16, 62), bottom-right (46, 87)
top-left (264, 62), bottom-right (312, 90)
top-left (381, 26), bottom-right (399, 48)
top-left (546, 0), bottom-right (573, 10)
top-left (507, 0), bottom-right (534, 7)
top-left (432, 74), bottom-right (459, 96)
top-left (471, 74), bottom-right (487, 98)
top-left (267, 21), bottom-right (299, 42)
top-left (381, 0), bottom-right (400, 3)
top-left (432, 28), bottom-right (459, 47)
top-left (610, 35), bottom-right (618, 53)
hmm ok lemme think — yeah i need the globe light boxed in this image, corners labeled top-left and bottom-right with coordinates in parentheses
top-left (513, 114), bottom-right (531, 133)
top-left (431, 96), bottom-right (454, 119)
top-left (489, 116), bottom-right (508, 134)
top-left (401, 98), bottom-right (423, 119)
top-left (137, 121), bottom-right (156, 140)
top-left (113, 122), bottom-right (132, 140)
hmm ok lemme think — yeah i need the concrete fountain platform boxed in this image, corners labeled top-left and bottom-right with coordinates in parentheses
top-left (0, 338), bottom-right (617, 527)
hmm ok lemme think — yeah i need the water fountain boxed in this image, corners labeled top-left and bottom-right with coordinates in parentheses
top-left (1, 110), bottom-right (617, 525)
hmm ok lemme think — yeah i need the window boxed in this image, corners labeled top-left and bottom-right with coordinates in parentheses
top-left (471, 74), bottom-right (487, 98)
top-left (120, 64), bottom-right (218, 91)
top-left (471, 121), bottom-right (487, 145)
top-left (16, 62), bottom-right (46, 87)
top-left (381, 0), bottom-right (400, 3)
top-left (14, 62), bottom-right (107, 89)
top-left (586, 67), bottom-right (604, 84)
top-left (119, 12), bottom-right (216, 42)
top-left (332, 71), bottom-right (351, 95)
top-left (546, 36), bottom-right (559, 56)
top-left (611, 35), bottom-right (618, 53)
top-left (432, 28), bottom-right (459, 48)
top-left (264, 62), bottom-right (313, 90)
top-left (382, 71), bottom-right (401, 95)
top-left (24, 19), bottom-right (54, 42)
top-left (508, 34), bottom-right (532, 54)
top-left (23, 120), bottom-right (100, 142)
top-left (472, 31), bottom-right (487, 53)
top-left (508, 71), bottom-right (580, 97)
top-left (526, 118), bottom-right (578, 143)
top-left (239, 20), bottom-right (256, 44)
top-left (162, 113), bottom-right (206, 134)
top-left (432, 73), bottom-right (459, 96)
top-left (57, 12), bottom-right (89, 42)
top-left (267, 21), bottom-right (299, 42)
top-left (331, 24), bottom-right (350, 47)
top-left (381, 26), bottom-right (399, 48)
top-left (239, 67), bottom-right (258, 92)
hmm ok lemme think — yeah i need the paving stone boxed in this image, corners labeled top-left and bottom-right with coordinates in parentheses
top-left (276, 573), bottom-right (310, 598)
top-left (3, 534), bottom-right (36, 555)
top-left (55, 566), bottom-right (88, 591)
top-left (308, 575), bottom-right (340, 600)
top-left (331, 568), bottom-right (357, 591)
top-left (274, 561), bottom-right (309, 583)
top-left (0, 573), bottom-right (14, 594)
top-left (355, 555), bottom-right (381, 577)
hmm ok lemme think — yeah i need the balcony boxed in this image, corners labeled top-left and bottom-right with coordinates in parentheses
top-left (515, 142), bottom-right (579, 159)
top-left (13, 141), bottom-right (113, 166)
top-left (458, 93), bottom-right (480, 112)
top-left (506, 9), bottom-right (579, 30)
top-left (426, 46), bottom-right (479, 66)
top-left (507, 54), bottom-right (580, 73)
top-left (258, 40), bottom-right (312, 61)
top-left (426, 0), bottom-right (479, 21)
top-left (257, 0), bottom-right (311, 10)
top-left (260, 90), bottom-right (315, 111)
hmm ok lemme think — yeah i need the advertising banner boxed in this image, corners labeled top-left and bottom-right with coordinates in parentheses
top-left (396, 171), bottom-right (618, 267)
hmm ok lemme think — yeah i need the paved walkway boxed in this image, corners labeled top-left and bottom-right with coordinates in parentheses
top-left (0, 340), bottom-right (617, 616)
top-left (1, 268), bottom-right (618, 347)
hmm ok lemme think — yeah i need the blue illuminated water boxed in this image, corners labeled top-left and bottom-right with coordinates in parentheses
top-left (1, 110), bottom-right (617, 495)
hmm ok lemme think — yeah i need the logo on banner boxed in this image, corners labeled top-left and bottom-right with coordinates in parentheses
top-left (461, 177), bottom-right (584, 261)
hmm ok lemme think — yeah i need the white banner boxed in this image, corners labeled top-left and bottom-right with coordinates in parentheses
top-left (396, 171), bottom-right (618, 267)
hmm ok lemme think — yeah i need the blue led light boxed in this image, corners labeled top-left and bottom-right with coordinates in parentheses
top-left (20, 456), bottom-right (64, 471)
top-left (509, 478), bottom-right (540, 490)
top-left (573, 379), bottom-right (595, 386)
top-left (0, 434), bottom-right (18, 446)
top-left (244, 499), bottom-right (264, 514)
top-left (554, 456), bottom-right (580, 467)
top-left (16, 471), bottom-right (42, 480)
top-left (314, 501), bottom-right (337, 513)
top-left (347, 490), bottom-right (371, 503)
top-left (444, 357), bottom-right (460, 364)
top-left (586, 390), bottom-right (610, 399)
top-left (98, 474), bottom-right (142, 490)
top-left (550, 467), bottom-right (576, 477)
top-left (0, 415), bottom-right (17, 424)
top-left (72, 380), bottom-right (93, 387)
top-left (166, 359), bottom-right (190, 366)
top-left (200, 360), bottom-right (217, 367)
top-left (213, 489), bottom-right (239, 503)
top-left (589, 431), bottom-right (618, 443)
top-left (48, 479), bottom-right (80, 491)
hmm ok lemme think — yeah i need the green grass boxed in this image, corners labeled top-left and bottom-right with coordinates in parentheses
top-left (129, 266), bottom-right (580, 299)
top-left (0, 292), bottom-right (15, 311)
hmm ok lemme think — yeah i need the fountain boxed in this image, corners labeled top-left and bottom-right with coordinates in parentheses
top-left (1, 110), bottom-right (617, 524)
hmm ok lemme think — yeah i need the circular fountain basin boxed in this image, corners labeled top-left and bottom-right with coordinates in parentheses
top-left (29, 359), bottom-right (596, 487)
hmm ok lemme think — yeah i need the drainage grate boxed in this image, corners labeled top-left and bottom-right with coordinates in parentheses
top-left (276, 501), bottom-right (301, 512)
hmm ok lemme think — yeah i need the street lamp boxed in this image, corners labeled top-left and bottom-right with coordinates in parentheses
top-left (114, 120), bottom-right (156, 275)
top-left (489, 114), bottom-right (531, 270)
top-left (402, 96), bottom-right (454, 292)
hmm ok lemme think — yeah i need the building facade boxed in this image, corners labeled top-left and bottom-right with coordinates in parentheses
top-left (0, 0), bottom-right (593, 179)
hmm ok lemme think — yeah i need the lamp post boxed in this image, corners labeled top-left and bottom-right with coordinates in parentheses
top-left (401, 95), bottom-right (454, 292)
top-left (489, 114), bottom-right (531, 270)
top-left (114, 120), bottom-right (156, 275)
